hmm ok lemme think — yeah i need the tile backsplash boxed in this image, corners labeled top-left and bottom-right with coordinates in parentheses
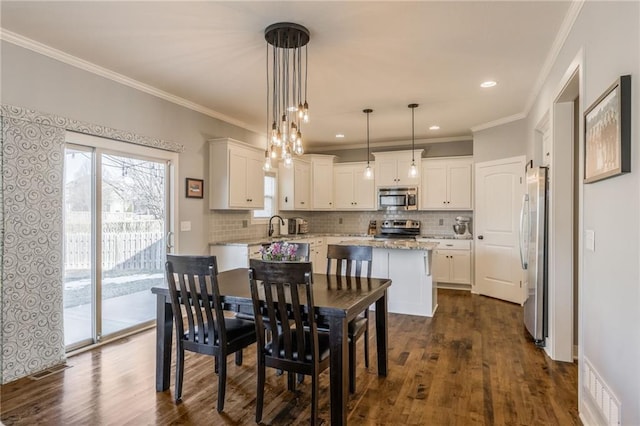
top-left (209, 209), bottom-right (473, 241)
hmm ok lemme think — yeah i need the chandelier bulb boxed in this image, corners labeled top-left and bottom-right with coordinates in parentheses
top-left (298, 103), bottom-right (304, 119)
top-left (303, 101), bottom-right (309, 123)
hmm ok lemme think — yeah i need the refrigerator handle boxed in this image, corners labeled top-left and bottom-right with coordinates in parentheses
top-left (519, 194), bottom-right (529, 270)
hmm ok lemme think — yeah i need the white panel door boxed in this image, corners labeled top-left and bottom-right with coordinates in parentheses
top-left (475, 156), bottom-right (526, 304)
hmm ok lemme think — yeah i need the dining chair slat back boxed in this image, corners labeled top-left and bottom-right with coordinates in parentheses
top-left (165, 254), bottom-right (256, 412)
top-left (248, 259), bottom-right (330, 425)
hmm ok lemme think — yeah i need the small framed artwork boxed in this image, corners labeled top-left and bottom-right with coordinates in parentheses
top-left (185, 178), bottom-right (204, 199)
top-left (584, 75), bottom-right (631, 183)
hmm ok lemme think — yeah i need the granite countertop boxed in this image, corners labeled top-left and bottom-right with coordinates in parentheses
top-left (418, 235), bottom-right (473, 240)
top-left (339, 239), bottom-right (438, 251)
top-left (209, 233), bottom-right (372, 247)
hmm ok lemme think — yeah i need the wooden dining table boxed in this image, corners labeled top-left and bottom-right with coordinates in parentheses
top-left (151, 268), bottom-right (391, 426)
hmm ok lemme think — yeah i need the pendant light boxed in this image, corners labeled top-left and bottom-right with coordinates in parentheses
top-left (264, 22), bottom-right (310, 169)
top-left (408, 103), bottom-right (419, 178)
top-left (363, 108), bottom-right (374, 179)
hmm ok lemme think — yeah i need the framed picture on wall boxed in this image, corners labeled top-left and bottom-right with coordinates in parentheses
top-left (185, 178), bottom-right (204, 199)
top-left (583, 75), bottom-right (631, 183)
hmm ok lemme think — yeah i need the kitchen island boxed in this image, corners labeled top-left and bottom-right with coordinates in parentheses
top-left (338, 239), bottom-right (438, 317)
top-left (210, 235), bottom-right (439, 317)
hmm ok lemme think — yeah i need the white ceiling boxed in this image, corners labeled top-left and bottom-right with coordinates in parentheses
top-left (1, 1), bottom-right (573, 150)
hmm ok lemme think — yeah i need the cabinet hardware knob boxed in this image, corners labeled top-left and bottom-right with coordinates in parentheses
top-left (478, 235), bottom-right (484, 240)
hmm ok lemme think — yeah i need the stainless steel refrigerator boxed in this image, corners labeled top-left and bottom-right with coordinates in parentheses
top-left (519, 166), bottom-right (548, 346)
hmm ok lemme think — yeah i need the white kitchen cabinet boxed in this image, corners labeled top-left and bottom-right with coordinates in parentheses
top-left (417, 238), bottom-right (472, 289)
top-left (333, 162), bottom-right (375, 210)
top-left (305, 155), bottom-right (336, 210)
top-left (373, 150), bottom-right (423, 187)
top-left (209, 138), bottom-right (264, 210)
top-left (420, 157), bottom-right (473, 210)
top-left (279, 159), bottom-right (311, 210)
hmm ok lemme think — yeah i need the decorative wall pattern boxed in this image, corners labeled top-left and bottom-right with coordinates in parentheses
top-left (1, 116), bottom-right (66, 383)
top-left (0, 105), bottom-right (184, 153)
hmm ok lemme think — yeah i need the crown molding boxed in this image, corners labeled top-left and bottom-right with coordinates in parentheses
top-left (470, 112), bottom-right (526, 133)
top-left (523, 0), bottom-right (585, 115)
top-left (310, 135), bottom-right (472, 152)
top-left (0, 28), bottom-right (259, 133)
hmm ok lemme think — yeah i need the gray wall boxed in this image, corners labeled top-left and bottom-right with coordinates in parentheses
top-left (497, 2), bottom-right (640, 423)
top-left (472, 119), bottom-right (526, 163)
top-left (1, 41), bottom-right (264, 256)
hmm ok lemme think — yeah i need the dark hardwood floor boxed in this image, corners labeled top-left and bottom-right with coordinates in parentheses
top-left (1, 290), bottom-right (579, 425)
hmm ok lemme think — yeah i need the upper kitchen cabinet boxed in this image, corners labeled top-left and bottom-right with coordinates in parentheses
top-left (373, 150), bottom-right (423, 187)
top-left (279, 158), bottom-right (311, 210)
top-left (209, 138), bottom-right (264, 210)
top-left (420, 156), bottom-right (473, 210)
top-left (305, 154), bottom-right (336, 210)
top-left (333, 162), bottom-right (375, 210)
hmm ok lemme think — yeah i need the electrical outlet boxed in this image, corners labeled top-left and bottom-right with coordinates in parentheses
top-left (242, 220), bottom-right (248, 228)
top-left (439, 218), bottom-right (444, 225)
top-left (339, 218), bottom-right (343, 224)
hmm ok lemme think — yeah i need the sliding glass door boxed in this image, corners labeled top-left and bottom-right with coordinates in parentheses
top-left (63, 136), bottom-right (174, 350)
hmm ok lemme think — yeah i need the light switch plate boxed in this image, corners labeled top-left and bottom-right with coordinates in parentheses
top-left (180, 221), bottom-right (191, 232)
top-left (585, 229), bottom-right (595, 251)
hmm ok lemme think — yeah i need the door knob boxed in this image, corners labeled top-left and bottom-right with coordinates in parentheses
top-left (478, 235), bottom-right (484, 240)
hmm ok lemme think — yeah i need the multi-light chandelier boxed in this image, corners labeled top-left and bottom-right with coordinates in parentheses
top-left (263, 22), bottom-right (310, 171)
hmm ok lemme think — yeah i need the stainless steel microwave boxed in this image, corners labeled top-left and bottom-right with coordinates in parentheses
top-left (378, 187), bottom-right (418, 211)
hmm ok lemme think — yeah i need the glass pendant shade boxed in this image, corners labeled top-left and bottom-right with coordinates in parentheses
top-left (364, 164), bottom-right (373, 179)
top-left (408, 161), bottom-right (418, 178)
top-left (363, 108), bottom-right (374, 180)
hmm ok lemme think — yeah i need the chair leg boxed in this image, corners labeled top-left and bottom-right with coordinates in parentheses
top-left (364, 309), bottom-right (370, 368)
top-left (217, 355), bottom-right (226, 412)
top-left (349, 339), bottom-right (356, 394)
top-left (256, 357), bottom-right (266, 423)
top-left (287, 372), bottom-right (296, 392)
top-left (297, 373), bottom-right (304, 384)
top-left (311, 371), bottom-right (319, 426)
top-left (215, 355), bottom-right (219, 374)
top-left (175, 344), bottom-right (184, 402)
top-left (364, 327), bottom-right (370, 369)
top-left (235, 350), bottom-right (243, 366)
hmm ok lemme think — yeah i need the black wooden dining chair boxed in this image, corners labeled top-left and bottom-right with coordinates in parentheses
top-left (248, 259), bottom-right (330, 425)
top-left (165, 254), bottom-right (257, 412)
top-left (325, 244), bottom-right (373, 393)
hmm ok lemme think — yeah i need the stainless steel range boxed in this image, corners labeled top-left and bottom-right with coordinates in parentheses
top-left (374, 219), bottom-right (421, 240)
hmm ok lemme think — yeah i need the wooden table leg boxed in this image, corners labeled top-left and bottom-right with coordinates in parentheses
top-left (328, 315), bottom-right (348, 426)
top-left (375, 290), bottom-right (388, 376)
top-left (156, 294), bottom-right (173, 392)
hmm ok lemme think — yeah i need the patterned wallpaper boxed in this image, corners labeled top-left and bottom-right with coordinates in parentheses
top-left (1, 116), bottom-right (66, 383)
top-left (0, 105), bottom-right (182, 384)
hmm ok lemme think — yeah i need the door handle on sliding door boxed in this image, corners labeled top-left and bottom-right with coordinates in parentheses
top-left (166, 231), bottom-right (174, 251)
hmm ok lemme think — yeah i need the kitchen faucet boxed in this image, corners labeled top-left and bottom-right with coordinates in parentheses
top-left (268, 215), bottom-right (285, 237)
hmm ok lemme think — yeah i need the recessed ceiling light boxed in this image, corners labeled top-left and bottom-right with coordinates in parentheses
top-left (480, 80), bottom-right (497, 88)
top-left (335, 134), bottom-right (345, 138)
top-left (429, 125), bottom-right (440, 130)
